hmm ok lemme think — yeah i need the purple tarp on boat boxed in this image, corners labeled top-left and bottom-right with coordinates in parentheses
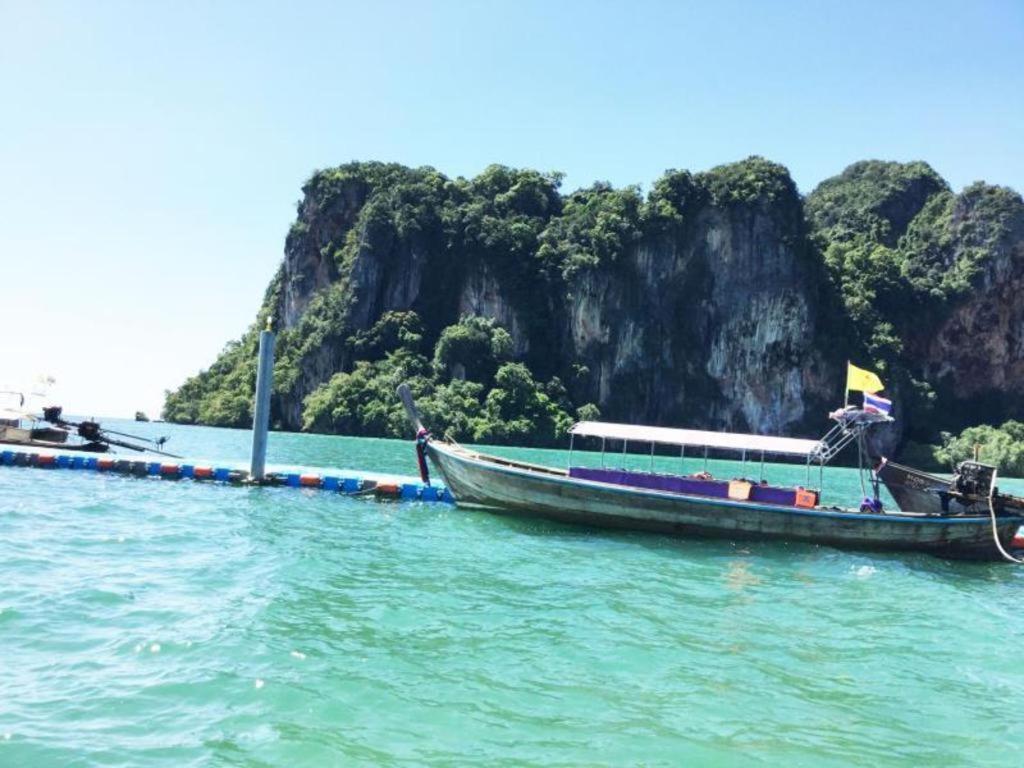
top-left (568, 467), bottom-right (799, 506)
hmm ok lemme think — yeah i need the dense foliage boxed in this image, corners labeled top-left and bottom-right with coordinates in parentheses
top-left (163, 333), bottom-right (258, 427)
top-left (808, 162), bottom-right (950, 367)
top-left (537, 182), bottom-right (644, 280)
top-left (300, 314), bottom-right (588, 446)
top-left (937, 421), bottom-right (1024, 476)
top-left (904, 421), bottom-right (1024, 476)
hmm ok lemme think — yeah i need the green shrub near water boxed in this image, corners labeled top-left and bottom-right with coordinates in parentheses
top-left (300, 313), bottom-right (598, 446)
top-left (936, 422), bottom-right (1024, 476)
top-left (163, 336), bottom-right (258, 427)
top-left (900, 422), bottom-right (1024, 477)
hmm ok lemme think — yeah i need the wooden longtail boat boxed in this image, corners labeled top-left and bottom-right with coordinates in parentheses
top-left (398, 386), bottom-right (1024, 560)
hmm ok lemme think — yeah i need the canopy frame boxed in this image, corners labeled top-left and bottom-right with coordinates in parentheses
top-left (569, 421), bottom-right (824, 460)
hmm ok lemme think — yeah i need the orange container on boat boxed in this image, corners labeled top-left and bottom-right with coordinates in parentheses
top-left (728, 480), bottom-right (752, 501)
top-left (795, 488), bottom-right (818, 508)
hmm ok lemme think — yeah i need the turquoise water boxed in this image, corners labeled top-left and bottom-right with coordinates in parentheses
top-left (2, 422), bottom-right (1024, 766)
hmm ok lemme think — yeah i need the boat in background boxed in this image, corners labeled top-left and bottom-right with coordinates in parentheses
top-left (0, 391), bottom-right (178, 456)
top-left (397, 384), bottom-right (1024, 560)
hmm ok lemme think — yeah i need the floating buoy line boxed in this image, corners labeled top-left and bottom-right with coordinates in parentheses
top-left (2, 331), bottom-right (454, 505)
top-left (0, 446), bottom-right (454, 504)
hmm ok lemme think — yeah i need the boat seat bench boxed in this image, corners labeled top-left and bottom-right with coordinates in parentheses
top-left (567, 467), bottom-right (816, 507)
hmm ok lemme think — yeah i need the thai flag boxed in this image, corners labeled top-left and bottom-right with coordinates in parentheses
top-left (863, 393), bottom-right (893, 415)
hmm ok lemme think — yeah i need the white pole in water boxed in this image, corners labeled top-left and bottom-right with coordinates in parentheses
top-left (250, 323), bottom-right (275, 481)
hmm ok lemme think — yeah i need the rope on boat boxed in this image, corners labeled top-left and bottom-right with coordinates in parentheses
top-left (986, 469), bottom-right (1024, 564)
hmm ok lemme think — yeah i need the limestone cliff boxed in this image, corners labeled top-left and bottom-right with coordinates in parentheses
top-left (806, 161), bottom-right (1024, 440)
top-left (164, 158), bottom-right (1024, 451)
top-left (561, 169), bottom-right (833, 434)
top-left (911, 184), bottom-right (1024, 422)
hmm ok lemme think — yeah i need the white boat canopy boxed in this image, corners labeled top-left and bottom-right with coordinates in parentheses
top-left (569, 421), bottom-right (824, 459)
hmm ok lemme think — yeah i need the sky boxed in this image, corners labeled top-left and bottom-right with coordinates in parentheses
top-left (1, 0), bottom-right (1022, 419)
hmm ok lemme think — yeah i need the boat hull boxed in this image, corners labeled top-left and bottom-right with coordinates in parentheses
top-left (0, 436), bottom-right (109, 453)
top-left (428, 442), bottom-right (1022, 560)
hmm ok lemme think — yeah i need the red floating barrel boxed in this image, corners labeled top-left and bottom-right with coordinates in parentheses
top-left (193, 466), bottom-right (214, 479)
top-left (375, 482), bottom-right (400, 498)
top-left (299, 474), bottom-right (322, 488)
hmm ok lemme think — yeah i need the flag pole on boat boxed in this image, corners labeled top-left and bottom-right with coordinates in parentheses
top-left (844, 360), bottom-right (849, 408)
top-left (250, 318), bottom-right (275, 481)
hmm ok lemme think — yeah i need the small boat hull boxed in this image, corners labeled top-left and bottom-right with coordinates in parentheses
top-left (428, 442), bottom-right (1023, 560)
top-left (0, 433), bottom-right (109, 453)
top-left (877, 458), bottom-right (1024, 518)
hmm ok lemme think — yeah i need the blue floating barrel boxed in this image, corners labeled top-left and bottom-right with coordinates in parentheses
top-left (180, 464), bottom-right (195, 479)
top-left (56, 455), bottom-right (71, 469)
top-left (147, 462), bottom-right (161, 476)
top-left (322, 476), bottom-right (340, 491)
top-left (342, 478), bottom-right (360, 493)
top-left (286, 473), bottom-right (301, 488)
top-left (70, 456), bottom-right (85, 470)
top-left (214, 467), bottom-right (231, 482)
top-left (85, 457), bottom-right (99, 470)
top-left (441, 488), bottom-right (455, 504)
top-left (400, 483), bottom-right (421, 501)
top-left (420, 486), bottom-right (441, 502)
top-left (1, 451), bottom-right (13, 465)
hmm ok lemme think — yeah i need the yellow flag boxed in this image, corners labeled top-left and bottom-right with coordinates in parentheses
top-left (847, 362), bottom-right (884, 394)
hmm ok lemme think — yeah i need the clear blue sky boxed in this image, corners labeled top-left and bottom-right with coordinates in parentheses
top-left (2, 0), bottom-right (1021, 418)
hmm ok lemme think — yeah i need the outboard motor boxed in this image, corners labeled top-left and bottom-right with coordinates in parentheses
top-left (953, 461), bottom-right (997, 498)
top-left (77, 420), bottom-right (102, 441)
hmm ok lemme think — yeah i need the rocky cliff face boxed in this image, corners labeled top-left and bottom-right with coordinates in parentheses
top-left (164, 158), bottom-right (1024, 450)
top-left (563, 192), bottom-right (832, 434)
top-left (913, 184), bottom-right (1024, 419)
top-left (262, 159), bottom-right (837, 437)
top-left (806, 161), bottom-right (1024, 439)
